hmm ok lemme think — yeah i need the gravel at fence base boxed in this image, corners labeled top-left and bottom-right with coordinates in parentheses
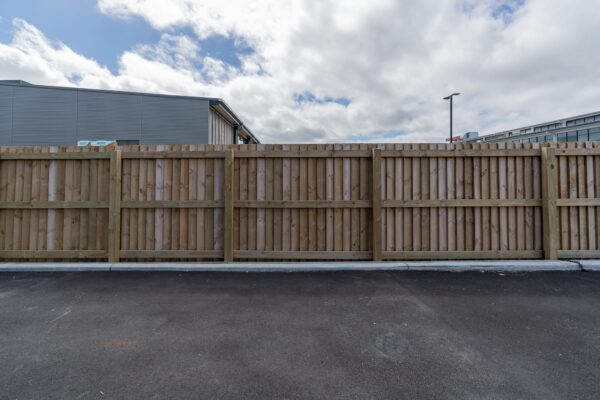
top-left (1, 271), bottom-right (600, 400)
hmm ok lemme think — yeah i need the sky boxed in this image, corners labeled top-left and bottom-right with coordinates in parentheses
top-left (0, 0), bottom-right (599, 143)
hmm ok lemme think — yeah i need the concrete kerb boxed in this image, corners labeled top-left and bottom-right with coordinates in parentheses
top-left (405, 260), bottom-right (581, 272)
top-left (0, 260), bottom-right (585, 272)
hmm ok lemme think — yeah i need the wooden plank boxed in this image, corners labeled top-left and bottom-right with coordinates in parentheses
top-left (437, 144), bottom-right (447, 251)
top-left (556, 198), bottom-right (600, 206)
top-left (455, 144), bottom-right (465, 251)
top-left (473, 144), bottom-right (482, 251)
top-left (205, 154), bottom-right (215, 252)
top-left (130, 156), bottom-right (140, 251)
top-left (224, 149), bottom-right (234, 262)
top-left (568, 143), bottom-right (578, 250)
top-left (385, 144), bottom-right (394, 251)
top-left (235, 150), bottom-right (371, 158)
top-left (273, 149), bottom-right (282, 251)
top-left (282, 145), bottom-right (291, 251)
top-left (233, 200), bottom-right (373, 208)
top-left (412, 143), bottom-right (422, 251)
top-left (326, 145), bottom-right (334, 251)
top-left (382, 250), bottom-right (542, 260)
top-left (305, 144), bottom-right (316, 251)
top-left (394, 144), bottom-right (403, 251)
top-left (557, 250), bottom-right (600, 259)
top-left (0, 250), bottom-right (107, 259)
top-left (78, 155), bottom-right (89, 252)
top-left (577, 142), bottom-right (587, 250)
top-left (138, 152), bottom-right (148, 251)
top-left (300, 145), bottom-right (309, 252)
top-left (360, 144), bottom-right (369, 251)
top-left (120, 250), bottom-right (222, 259)
top-left (372, 148), bottom-right (382, 261)
top-left (342, 144), bottom-right (351, 252)
top-left (420, 144), bottom-right (430, 251)
top-left (515, 148), bottom-right (525, 250)
top-left (555, 148), bottom-right (600, 156)
top-left (108, 150), bottom-right (122, 262)
top-left (315, 151), bottom-right (325, 251)
top-left (585, 142), bottom-right (596, 250)
top-left (525, 145), bottom-right (535, 250)
top-left (350, 145), bottom-right (360, 251)
top-left (197, 152), bottom-right (206, 252)
top-left (498, 142), bottom-right (509, 251)
top-left (247, 144), bottom-right (257, 252)
top-left (256, 146), bottom-right (267, 252)
top-left (490, 144), bottom-right (499, 251)
top-left (447, 144), bottom-right (456, 251)
top-left (380, 149), bottom-right (541, 158)
top-left (0, 152), bottom-right (111, 160)
top-left (533, 143), bottom-right (543, 250)
top-left (122, 151), bottom-right (226, 159)
top-left (464, 146), bottom-right (474, 251)
top-left (428, 144), bottom-right (437, 251)
top-left (507, 143), bottom-right (517, 250)
top-left (541, 147), bottom-right (558, 259)
top-left (265, 149), bottom-right (274, 252)
top-left (0, 201), bottom-right (109, 209)
top-left (234, 250), bottom-right (372, 260)
top-left (21, 158), bottom-right (33, 252)
top-left (481, 143), bottom-right (491, 250)
top-left (333, 144), bottom-right (343, 251)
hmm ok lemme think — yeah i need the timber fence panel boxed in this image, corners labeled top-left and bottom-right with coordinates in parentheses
top-left (2, 143), bottom-right (600, 261)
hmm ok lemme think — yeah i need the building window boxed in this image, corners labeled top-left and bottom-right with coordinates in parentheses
top-left (557, 133), bottom-right (567, 142)
top-left (589, 127), bottom-right (600, 141)
top-left (545, 135), bottom-right (554, 142)
top-left (567, 132), bottom-right (578, 142)
top-left (578, 130), bottom-right (589, 141)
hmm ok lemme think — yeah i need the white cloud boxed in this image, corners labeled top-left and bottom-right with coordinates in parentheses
top-left (1, 0), bottom-right (600, 143)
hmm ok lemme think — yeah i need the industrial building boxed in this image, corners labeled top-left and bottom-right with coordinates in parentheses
top-left (0, 80), bottom-right (258, 146)
top-left (464, 110), bottom-right (600, 144)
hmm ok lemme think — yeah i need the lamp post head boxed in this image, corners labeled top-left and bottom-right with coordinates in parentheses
top-left (443, 93), bottom-right (460, 100)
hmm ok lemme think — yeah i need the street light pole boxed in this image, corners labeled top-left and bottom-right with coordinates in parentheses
top-left (443, 93), bottom-right (460, 143)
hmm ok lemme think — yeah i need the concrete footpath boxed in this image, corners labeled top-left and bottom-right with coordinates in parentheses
top-left (0, 260), bottom-right (597, 272)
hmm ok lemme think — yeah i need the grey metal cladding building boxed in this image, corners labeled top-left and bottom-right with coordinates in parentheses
top-left (0, 80), bottom-right (258, 146)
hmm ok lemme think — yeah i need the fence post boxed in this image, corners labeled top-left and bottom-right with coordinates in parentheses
top-left (108, 149), bottom-right (122, 262)
top-left (541, 147), bottom-right (558, 259)
top-left (224, 149), bottom-right (234, 262)
top-left (372, 148), bottom-right (382, 261)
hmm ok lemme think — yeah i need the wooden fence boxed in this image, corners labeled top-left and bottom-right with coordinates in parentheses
top-left (0, 143), bottom-right (599, 262)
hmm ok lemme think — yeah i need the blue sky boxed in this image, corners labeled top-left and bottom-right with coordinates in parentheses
top-left (0, 0), bottom-right (250, 73)
top-left (0, 0), bottom-right (158, 72)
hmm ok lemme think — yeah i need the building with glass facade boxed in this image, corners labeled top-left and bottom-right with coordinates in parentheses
top-left (465, 111), bottom-right (600, 144)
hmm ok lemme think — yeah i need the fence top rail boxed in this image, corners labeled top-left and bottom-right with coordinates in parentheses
top-left (234, 150), bottom-right (372, 158)
top-left (555, 148), bottom-right (600, 156)
top-left (122, 151), bottom-right (226, 159)
top-left (0, 152), bottom-right (111, 160)
top-left (379, 149), bottom-right (542, 158)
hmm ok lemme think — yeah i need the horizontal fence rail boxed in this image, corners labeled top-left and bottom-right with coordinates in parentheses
top-left (0, 142), bottom-right (599, 262)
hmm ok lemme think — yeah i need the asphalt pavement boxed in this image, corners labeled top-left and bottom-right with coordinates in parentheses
top-left (1, 271), bottom-right (599, 399)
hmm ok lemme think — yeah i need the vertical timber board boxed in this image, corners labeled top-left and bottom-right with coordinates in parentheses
top-left (224, 149), bottom-right (234, 262)
top-left (372, 148), bottom-right (382, 261)
top-left (541, 147), bottom-right (558, 260)
top-left (108, 150), bottom-right (122, 262)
